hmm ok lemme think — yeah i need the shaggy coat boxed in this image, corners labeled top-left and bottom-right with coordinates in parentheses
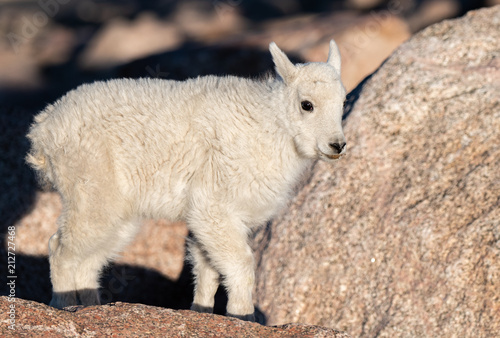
top-left (26, 41), bottom-right (346, 321)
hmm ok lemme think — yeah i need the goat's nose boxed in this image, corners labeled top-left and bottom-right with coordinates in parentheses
top-left (329, 142), bottom-right (346, 154)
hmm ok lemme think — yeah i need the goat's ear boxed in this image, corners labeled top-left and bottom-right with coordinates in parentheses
top-left (327, 39), bottom-right (341, 73)
top-left (269, 42), bottom-right (297, 84)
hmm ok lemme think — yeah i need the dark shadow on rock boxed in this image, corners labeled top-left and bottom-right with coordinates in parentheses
top-left (0, 107), bottom-right (38, 230)
top-left (115, 41), bottom-right (304, 81)
top-left (2, 252), bottom-right (194, 311)
top-left (343, 72), bottom-right (374, 121)
top-left (343, 56), bottom-right (391, 121)
top-left (100, 261), bottom-right (194, 310)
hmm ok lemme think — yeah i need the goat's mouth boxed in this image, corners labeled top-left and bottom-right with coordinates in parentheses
top-left (326, 153), bottom-right (342, 160)
top-left (319, 152), bottom-right (344, 161)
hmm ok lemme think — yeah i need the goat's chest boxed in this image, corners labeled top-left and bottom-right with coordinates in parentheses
top-left (227, 156), bottom-right (307, 227)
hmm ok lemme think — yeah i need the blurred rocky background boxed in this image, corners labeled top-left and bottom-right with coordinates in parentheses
top-left (1, 0), bottom-right (499, 336)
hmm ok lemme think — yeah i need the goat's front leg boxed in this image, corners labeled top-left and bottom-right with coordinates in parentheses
top-left (189, 241), bottom-right (220, 313)
top-left (188, 209), bottom-right (256, 321)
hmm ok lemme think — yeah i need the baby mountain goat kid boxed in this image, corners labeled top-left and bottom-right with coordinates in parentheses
top-left (26, 41), bottom-right (346, 321)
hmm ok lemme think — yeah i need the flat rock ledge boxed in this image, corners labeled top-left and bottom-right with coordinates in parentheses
top-left (0, 296), bottom-right (350, 337)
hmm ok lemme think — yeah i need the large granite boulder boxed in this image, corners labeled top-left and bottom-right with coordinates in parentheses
top-left (254, 6), bottom-right (500, 337)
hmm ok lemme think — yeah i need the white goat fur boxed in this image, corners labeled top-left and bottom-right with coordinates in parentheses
top-left (26, 41), bottom-right (346, 321)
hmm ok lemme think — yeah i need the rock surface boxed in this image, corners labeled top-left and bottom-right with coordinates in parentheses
top-left (0, 297), bottom-right (350, 337)
top-left (254, 6), bottom-right (500, 337)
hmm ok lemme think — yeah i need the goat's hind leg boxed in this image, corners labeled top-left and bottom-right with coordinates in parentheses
top-left (48, 208), bottom-right (108, 309)
top-left (48, 202), bottom-right (137, 309)
top-left (48, 228), bottom-right (78, 308)
top-left (74, 219), bottom-right (140, 306)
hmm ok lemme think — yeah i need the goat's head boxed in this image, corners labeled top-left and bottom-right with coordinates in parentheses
top-left (270, 40), bottom-right (347, 161)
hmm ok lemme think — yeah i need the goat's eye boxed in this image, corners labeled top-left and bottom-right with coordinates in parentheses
top-left (301, 100), bottom-right (314, 112)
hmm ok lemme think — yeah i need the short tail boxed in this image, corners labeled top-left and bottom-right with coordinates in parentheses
top-left (25, 112), bottom-right (54, 190)
top-left (26, 148), bottom-right (51, 190)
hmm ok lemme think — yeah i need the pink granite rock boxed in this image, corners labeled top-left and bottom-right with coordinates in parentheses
top-left (0, 297), bottom-right (350, 337)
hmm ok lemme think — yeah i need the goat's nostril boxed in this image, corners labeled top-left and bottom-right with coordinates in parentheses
top-left (329, 142), bottom-right (346, 153)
